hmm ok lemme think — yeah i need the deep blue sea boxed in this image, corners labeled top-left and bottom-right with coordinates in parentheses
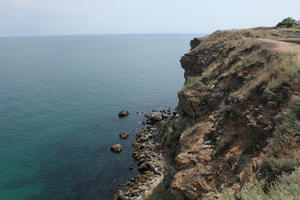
top-left (0, 34), bottom-right (199, 200)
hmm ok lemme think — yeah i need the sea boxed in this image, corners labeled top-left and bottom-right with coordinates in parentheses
top-left (0, 34), bottom-right (200, 200)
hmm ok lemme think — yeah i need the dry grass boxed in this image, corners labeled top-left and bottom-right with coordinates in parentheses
top-left (268, 95), bottom-right (300, 155)
top-left (216, 169), bottom-right (300, 200)
top-left (215, 95), bottom-right (300, 200)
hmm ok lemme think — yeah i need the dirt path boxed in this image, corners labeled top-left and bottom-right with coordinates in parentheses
top-left (259, 38), bottom-right (300, 63)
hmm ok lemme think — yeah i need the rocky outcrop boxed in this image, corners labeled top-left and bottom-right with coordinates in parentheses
top-left (158, 28), bottom-right (300, 199)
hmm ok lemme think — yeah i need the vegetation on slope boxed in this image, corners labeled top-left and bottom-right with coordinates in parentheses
top-left (217, 95), bottom-right (300, 200)
top-left (276, 17), bottom-right (297, 28)
top-left (218, 169), bottom-right (300, 200)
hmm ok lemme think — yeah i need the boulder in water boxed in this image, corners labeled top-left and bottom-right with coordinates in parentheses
top-left (119, 132), bottom-right (129, 139)
top-left (119, 110), bottom-right (129, 117)
top-left (111, 144), bottom-right (122, 153)
top-left (151, 111), bottom-right (162, 122)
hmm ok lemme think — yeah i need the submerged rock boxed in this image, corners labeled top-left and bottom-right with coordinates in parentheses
top-left (119, 132), bottom-right (129, 139)
top-left (111, 144), bottom-right (122, 153)
top-left (129, 164), bottom-right (135, 170)
top-left (119, 110), bottom-right (129, 117)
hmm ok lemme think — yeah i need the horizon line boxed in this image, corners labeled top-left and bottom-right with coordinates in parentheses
top-left (0, 32), bottom-right (208, 39)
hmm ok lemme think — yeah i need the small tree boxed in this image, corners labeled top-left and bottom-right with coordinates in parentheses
top-left (276, 17), bottom-right (296, 28)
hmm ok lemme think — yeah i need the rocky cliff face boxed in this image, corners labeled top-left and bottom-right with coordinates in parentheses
top-left (156, 28), bottom-right (300, 199)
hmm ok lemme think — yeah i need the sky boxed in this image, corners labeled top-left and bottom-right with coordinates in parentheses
top-left (0, 0), bottom-right (300, 36)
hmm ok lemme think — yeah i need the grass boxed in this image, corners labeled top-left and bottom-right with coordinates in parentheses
top-left (216, 169), bottom-right (300, 200)
top-left (215, 95), bottom-right (300, 200)
top-left (266, 54), bottom-right (300, 91)
top-left (268, 95), bottom-right (300, 155)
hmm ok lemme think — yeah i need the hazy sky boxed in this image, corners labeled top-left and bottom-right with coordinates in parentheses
top-left (1, 0), bottom-right (300, 36)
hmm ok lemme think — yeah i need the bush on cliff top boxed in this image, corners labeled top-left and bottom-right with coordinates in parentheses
top-left (276, 17), bottom-right (297, 28)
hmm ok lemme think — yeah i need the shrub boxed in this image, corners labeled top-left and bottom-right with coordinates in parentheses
top-left (276, 17), bottom-right (296, 28)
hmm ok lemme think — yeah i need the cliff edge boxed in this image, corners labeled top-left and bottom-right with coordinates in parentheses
top-left (152, 27), bottom-right (300, 199)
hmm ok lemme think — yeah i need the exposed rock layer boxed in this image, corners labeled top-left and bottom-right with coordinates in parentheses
top-left (161, 27), bottom-right (300, 199)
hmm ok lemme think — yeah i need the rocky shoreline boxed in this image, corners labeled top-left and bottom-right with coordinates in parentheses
top-left (113, 110), bottom-right (173, 200)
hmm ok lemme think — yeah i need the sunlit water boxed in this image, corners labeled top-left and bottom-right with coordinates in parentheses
top-left (0, 34), bottom-right (199, 200)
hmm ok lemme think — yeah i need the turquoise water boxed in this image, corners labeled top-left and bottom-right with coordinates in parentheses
top-left (0, 34), bottom-right (198, 200)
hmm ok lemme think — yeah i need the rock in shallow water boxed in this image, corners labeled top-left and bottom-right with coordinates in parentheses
top-left (111, 144), bottom-right (122, 153)
top-left (119, 132), bottom-right (129, 139)
top-left (151, 111), bottom-right (162, 122)
top-left (146, 111), bottom-right (163, 125)
top-left (129, 164), bottom-right (135, 170)
top-left (119, 110), bottom-right (129, 117)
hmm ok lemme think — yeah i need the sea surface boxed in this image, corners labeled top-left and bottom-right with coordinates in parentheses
top-left (0, 34), bottom-right (200, 200)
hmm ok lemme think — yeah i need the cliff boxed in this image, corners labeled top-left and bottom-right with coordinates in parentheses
top-left (154, 27), bottom-right (300, 199)
top-left (114, 27), bottom-right (300, 200)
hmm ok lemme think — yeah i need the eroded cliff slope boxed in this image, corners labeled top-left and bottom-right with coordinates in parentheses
top-left (157, 28), bottom-right (300, 199)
